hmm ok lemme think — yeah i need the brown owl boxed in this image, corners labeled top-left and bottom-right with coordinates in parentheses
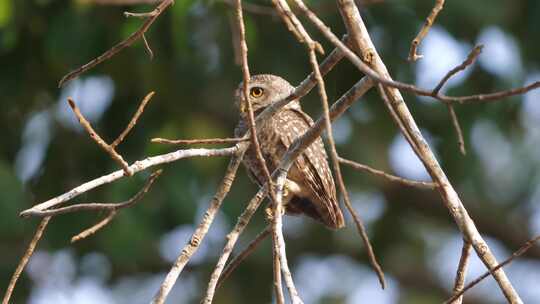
top-left (234, 74), bottom-right (345, 229)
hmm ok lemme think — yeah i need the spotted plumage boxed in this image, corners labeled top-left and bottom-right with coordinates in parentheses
top-left (234, 74), bottom-right (345, 229)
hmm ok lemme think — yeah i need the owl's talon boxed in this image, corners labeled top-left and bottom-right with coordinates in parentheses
top-left (265, 207), bottom-right (274, 222)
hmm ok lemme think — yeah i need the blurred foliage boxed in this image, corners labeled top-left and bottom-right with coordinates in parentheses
top-left (0, 0), bottom-right (539, 303)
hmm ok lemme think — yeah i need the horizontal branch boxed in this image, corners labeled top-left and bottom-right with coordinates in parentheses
top-left (20, 147), bottom-right (237, 217)
top-left (23, 169), bottom-right (162, 217)
top-left (151, 137), bottom-right (249, 145)
top-left (338, 157), bottom-right (437, 189)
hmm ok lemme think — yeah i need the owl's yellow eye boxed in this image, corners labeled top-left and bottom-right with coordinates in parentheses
top-left (250, 87), bottom-right (264, 98)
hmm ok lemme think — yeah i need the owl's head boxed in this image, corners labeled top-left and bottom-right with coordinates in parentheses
top-left (234, 74), bottom-right (296, 116)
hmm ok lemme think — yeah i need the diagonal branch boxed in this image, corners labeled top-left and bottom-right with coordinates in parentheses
top-left (444, 235), bottom-right (540, 304)
top-left (58, 0), bottom-right (174, 87)
top-left (449, 240), bottom-right (472, 304)
top-left (308, 49), bottom-right (386, 288)
top-left (2, 218), bottom-right (51, 304)
top-left (111, 91), bottom-right (155, 148)
top-left (408, 0), bottom-right (445, 61)
top-left (68, 98), bottom-right (132, 176)
top-left (331, 1), bottom-right (522, 302)
top-left (217, 226), bottom-right (271, 288)
top-left (151, 146), bottom-right (247, 304)
top-left (202, 189), bottom-right (266, 303)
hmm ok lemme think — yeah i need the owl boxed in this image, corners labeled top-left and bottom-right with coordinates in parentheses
top-left (234, 74), bottom-right (345, 229)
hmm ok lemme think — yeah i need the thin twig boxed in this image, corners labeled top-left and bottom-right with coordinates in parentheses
top-left (68, 98), bottom-right (132, 176)
top-left (433, 45), bottom-right (483, 155)
top-left (432, 45), bottom-right (483, 95)
top-left (58, 0), bottom-right (174, 87)
top-left (280, 1), bottom-right (539, 105)
top-left (20, 146), bottom-right (237, 217)
top-left (449, 240), bottom-right (472, 304)
top-left (142, 34), bottom-right (154, 59)
top-left (111, 91), bottom-right (155, 148)
top-left (220, 0), bottom-right (279, 17)
top-left (217, 226), bottom-right (271, 289)
top-left (202, 190), bottom-right (266, 303)
top-left (233, 1), bottom-right (283, 302)
top-left (271, 0), bottom-right (324, 54)
top-left (444, 235), bottom-right (540, 304)
top-left (408, 0), bottom-right (445, 61)
top-left (2, 217), bottom-right (51, 304)
top-left (233, 0), bottom-right (278, 208)
top-left (71, 211), bottom-right (117, 243)
top-left (446, 104), bottom-right (466, 155)
top-left (308, 48), bottom-right (386, 288)
top-left (338, 156), bottom-right (437, 189)
top-left (151, 147), bottom-right (246, 304)
top-left (26, 169), bottom-right (162, 217)
top-left (151, 137), bottom-right (249, 145)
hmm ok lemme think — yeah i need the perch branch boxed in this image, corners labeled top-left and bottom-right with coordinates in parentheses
top-left (273, 170), bottom-right (303, 304)
top-left (408, 0), bottom-right (445, 61)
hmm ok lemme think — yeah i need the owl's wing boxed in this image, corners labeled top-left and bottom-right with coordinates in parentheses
top-left (274, 109), bottom-right (344, 228)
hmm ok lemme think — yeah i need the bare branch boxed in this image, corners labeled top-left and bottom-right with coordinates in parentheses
top-left (151, 147), bottom-right (246, 304)
top-left (444, 235), bottom-right (540, 304)
top-left (24, 169), bottom-right (162, 217)
top-left (273, 170), bottom-right (303, 304)
top-left (68, 98), bottom-right (132, 176)
top-left (308, 48), bottom-right (385, 288)
top-left (20, 146), bottom-right (237, 217)
top-left (221, 0), bottom-right (278, 17)
top-left (111, 91), bottom-right (155, 148)
top-left (71, 211), bottom-right (117, 243)
top-left (449, 240), bottom-right (472, 304)
top-left (233, 0), bottom-right (278, 210)
top-left (58, 0), bottom-right (174, 87)
top-left (433, 45), bottom-right (483, 95)
top-left (151, 137), bottom-right (249, 145)
top-left (338, 156), bottom-right (437, 189)
top-left (217, 226), bottom-right (271, 289)
top-left (330, 1), bottom-right (522, 301)
top-left (202, 190), bottom-right (266, 303)
top-left (446, 104), bottom-right (466, 155)
top-left (2, 217), bottom-right (51, 304)
top-left (408, 0), bottom-right (445, 61)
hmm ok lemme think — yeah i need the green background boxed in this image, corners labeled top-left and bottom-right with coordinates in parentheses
top-left (1, 0), bottom-right (539, 303)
